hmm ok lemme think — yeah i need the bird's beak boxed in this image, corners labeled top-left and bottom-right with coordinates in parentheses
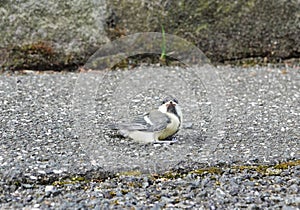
top-left (167, 102), bottom-right (175, 108)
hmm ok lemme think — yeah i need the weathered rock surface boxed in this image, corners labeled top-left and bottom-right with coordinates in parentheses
top-left (1, 0), bottom-right (299, 69)
top-left (0, 0), bottom-right (108, 70)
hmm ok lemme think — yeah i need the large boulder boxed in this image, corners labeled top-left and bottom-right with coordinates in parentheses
top-left (0, 0), bottom-right (108, 70)
top-left (1, 0), bottom-right (299, 71)
top-left (107, 0), bottom-right (300, 64)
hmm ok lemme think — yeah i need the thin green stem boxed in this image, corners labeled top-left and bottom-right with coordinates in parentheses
top-left (160, 25), bottom-right (166, 61)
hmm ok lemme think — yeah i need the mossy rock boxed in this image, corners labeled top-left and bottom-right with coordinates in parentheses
top-left (107, 0), bottom-right (300, 64)
top-left (1, 0), bottom-right (299, 71)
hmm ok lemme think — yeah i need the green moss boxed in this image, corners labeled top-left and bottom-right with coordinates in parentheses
top-left (121, 189), bottom-right (129, 195)
top-left (111, 199), bottom-right (119, 205)
top-left (265, 168), bottom-right (282, 176)
top-left (191, 167), bottom-right (223, 175)
top-left (116, 170), bottom-right (141, 177)
top-left (233, 165), bottom-right (268, 174)
top-left (71, 176), bottom-right (85, 182)
top-left (3, 41), bottom-right (84, 71)
top-left (195, 24), bottom-right (208, 34)
top-left (5, 41), bottom-right (60, 70)
top-left (47, 160), bottom-right (300, 189)
top-left (53, 176), bottom-right (87, 186)
top-left (274, 160), bottom-right (300, 170)
top-left (231, 160), bottom-right (300, 176)
top-left (154, 160), bottom-right (300, 181)
top-left (13, 181), bottom-right (21, 187)
top-left (109, 190), bottom-right (117, 197)
top-left (162, 171), bottom-right (185, 179)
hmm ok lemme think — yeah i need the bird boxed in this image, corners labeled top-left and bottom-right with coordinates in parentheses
top-left (111, 97), bottom-right (182, 143)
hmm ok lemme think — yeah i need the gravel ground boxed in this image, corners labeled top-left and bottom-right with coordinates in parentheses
top-left (0, 65), bottom-right (299, 209)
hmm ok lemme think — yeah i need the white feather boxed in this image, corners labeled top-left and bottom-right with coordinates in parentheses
top-left (144, 115), bottom-right (153, 125)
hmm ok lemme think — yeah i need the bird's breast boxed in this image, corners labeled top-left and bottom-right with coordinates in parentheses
top-left (157, 113), bottom-right (180, 140)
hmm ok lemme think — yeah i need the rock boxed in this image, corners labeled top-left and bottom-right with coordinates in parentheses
top-left (1, 0), bottom-right (108, 71)
top-left (1, 0), bottom-right (299, 71)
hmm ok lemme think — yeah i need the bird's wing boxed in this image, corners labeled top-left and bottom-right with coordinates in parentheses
top-left (117, 110), bottom-right (170, 132)
top-left (147, 110), bottom-right (171, 131)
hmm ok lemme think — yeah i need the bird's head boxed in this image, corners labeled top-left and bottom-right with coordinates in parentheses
top-left (158, 97), bottom-right (182, 122)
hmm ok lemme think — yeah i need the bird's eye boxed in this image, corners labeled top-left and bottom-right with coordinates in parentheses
top-left (173, 98), bottom-right (178, 104)
top-left (161, 99), bottom-right (168, 104)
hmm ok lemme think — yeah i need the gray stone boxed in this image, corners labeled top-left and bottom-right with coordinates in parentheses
top-left (0, 0), bottom-right (108, 70)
